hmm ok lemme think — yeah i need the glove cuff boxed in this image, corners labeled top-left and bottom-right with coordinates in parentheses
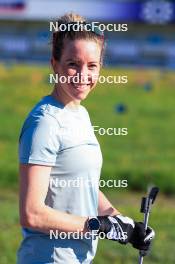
top-left (97, 215), bottom-right (111, 234)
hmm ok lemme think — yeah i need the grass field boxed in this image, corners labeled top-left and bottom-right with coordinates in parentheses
top-left (0, 63), bottom-right (175, 263)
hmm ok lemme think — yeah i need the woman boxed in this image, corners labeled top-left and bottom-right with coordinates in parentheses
top-left (17, 13), bottom-right (154, 264)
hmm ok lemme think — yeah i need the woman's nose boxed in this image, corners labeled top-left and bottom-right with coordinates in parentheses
top-left (78, 66), bottom-right (89, 83)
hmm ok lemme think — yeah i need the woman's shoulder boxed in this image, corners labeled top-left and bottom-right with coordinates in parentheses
top-left (21, 95), bottom-right (63, 132)
top-left (30, 95), bottom-right (64, 118)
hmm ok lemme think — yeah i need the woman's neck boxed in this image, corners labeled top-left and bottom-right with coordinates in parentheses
top-left (51, 86), bottom-right (81, 110)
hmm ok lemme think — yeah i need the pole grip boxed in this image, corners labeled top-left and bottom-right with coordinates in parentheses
top-left (148, 187), bottom-right (159, 204)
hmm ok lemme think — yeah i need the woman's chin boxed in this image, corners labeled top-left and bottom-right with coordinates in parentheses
top-left (72, 90), bottom-right (90, 101)
top-left (73, 93), bottom-right (88, 101)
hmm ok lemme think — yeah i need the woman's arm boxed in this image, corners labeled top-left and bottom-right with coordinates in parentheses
top-left (98, 190), bottom-right (121, 216)
top-left (19, 164), bottom-right (88, 235)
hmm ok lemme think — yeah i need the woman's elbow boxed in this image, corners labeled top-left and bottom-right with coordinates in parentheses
top-left (20, 207), bottom-right (43, 229)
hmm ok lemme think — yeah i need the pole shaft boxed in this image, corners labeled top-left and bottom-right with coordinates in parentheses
top-left (139, 255), bottom-right (143, 264)
top-left (138, 201), bottom-right (151, 263)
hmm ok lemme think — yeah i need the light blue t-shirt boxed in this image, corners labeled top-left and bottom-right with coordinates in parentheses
top-left (17, 95), bottom-right (103, 264)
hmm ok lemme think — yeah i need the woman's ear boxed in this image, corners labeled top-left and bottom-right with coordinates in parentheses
top-left (51, 57), bottom-right (58, 73)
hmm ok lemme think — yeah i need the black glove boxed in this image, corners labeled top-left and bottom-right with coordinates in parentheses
top-left (97, 215), bottom-right (155, 251)
top-left (129, 222), bottom-right (155, 253)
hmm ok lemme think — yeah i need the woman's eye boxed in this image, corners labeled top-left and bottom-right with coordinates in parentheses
top-left (68, 62), bottom-right (77, 67)
top-left (88, 64), bottom-right (97, 69)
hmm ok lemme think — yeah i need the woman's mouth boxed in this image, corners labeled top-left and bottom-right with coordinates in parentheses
top-left (71, 83), bottom-right (90, 91)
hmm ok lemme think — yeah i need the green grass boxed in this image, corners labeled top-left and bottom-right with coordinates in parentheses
top-left (0, 188), bottom-right (19, 264)
top-left (0, 188), bottom-right (174, 264)
top-left (0, 64), bottom-right (175, 193)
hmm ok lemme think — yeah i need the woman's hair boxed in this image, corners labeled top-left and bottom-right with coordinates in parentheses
top-left (52, 13), bottom-right (105, 63)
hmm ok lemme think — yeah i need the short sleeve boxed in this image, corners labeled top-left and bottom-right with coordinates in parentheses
top-left (19, 114), bottom-right (60, 165)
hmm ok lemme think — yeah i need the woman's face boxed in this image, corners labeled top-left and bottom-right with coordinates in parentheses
top-left (52, 39), bottom-right (101, 103)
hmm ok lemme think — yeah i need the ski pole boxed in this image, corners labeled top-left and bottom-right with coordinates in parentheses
top-left (138, 187), bottom-right (159, 264)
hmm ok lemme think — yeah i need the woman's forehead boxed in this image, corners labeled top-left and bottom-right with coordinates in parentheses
top-left (62, 39), bottom-right (101, 60)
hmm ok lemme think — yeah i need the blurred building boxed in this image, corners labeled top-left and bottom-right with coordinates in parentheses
top-left (0, 0), bottom-right (175, 68)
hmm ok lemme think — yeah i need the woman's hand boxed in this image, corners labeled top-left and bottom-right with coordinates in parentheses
top-left (97, 215), bottom-right (155, 252)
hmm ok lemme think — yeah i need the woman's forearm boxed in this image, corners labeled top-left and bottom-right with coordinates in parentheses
top-left (21, 205), bottom-right (88, 235)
